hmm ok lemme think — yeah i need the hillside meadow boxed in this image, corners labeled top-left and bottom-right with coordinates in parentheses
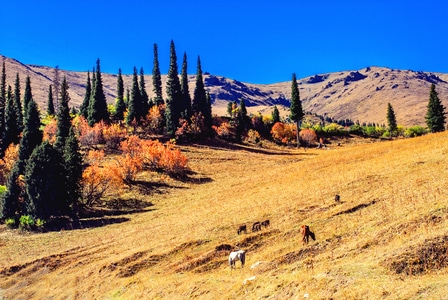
top-left (1, 132), bottom-right (448, 299)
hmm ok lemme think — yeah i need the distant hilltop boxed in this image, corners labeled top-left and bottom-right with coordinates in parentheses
top-left (2, 54), bottom-right (447, 126)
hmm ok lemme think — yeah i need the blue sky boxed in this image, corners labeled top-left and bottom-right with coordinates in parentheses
top-left (2, 1), bottom-right (447, 84)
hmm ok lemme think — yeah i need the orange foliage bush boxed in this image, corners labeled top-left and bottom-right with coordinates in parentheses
top-left (0, 144), bottom-right (19, 185)
top-left (144, 105), bottom-right (165, 134)
top-left (103, 123), bottom-right (127, 149)
top-left (299, 128), bottom-right (317, 147)
top-left (212, 121), bottom-right (235, 140)
top-left (271, 122), bottom-right (297, 144)
top-left (158, 142), bottom-right (188, 175)
top-left (43, 118), bottom-right (58, 144)
top-left (73, 116), bottom-right (105, 148)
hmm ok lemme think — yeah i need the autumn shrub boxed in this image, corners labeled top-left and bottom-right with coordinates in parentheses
top-left (73, 116), bottom-right (105, 148)
top-left (81, 150), bottom-right (122, 206)
top-left (299, 128), bottom-right (317, 147)
top-left (103, 123), bottom-right (127, 149)
top-left (144, 105), bottom-right (165, 134)
top-left (176, 113), bottom-right (206, 140)
top-left (212, 121), bottom-right (235, 141)
top-left (114, 154), bottom-right (142, 184)
top-left (271, 122), bottom-right (296, 144)
top-left (43, 118), bottom-right (58, 144)
top-left (0, 144), bottom-right (19, 185)
top-left (158, 142), bottom-right (189, 175)
top-left (245, 129), bottom-right (261, 144)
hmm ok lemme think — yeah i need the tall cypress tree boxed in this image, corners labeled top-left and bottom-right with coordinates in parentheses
top-left (290, 73), bottom-right (303, 147)
top-left (139, 67), bottom-right (149, 117)
top-left (56, 77), bottom-right (71, 149)
top-left (386, 102), bottom-right (397, 134)
top-left (114, 68), bottom-right (126, 121)
top-left (181, 52), bottom-right (192, 119)
top-left (2, 85), bottom-right (20, 153)
top-left (79, 71), bottom-right (91, 119)
top-left (272, 105), bottom-right (280, 124)
top-left (18, 98), bottom-right (43, 175)
top-left (425, 84), bottom-right (446, 133)
top-left (0, 164), bottom-right (21, 220)
top-left (192, 56), bottom-right (207, 115)
top-left (152, 43), bottom-right (164, 106)
top-left (47, 85), bottom-right (55, 116)
top-left (63, 127), bottom-right (83, 210)
top-left (88, 58), bottom-right (109, 126)
top-left (165, 40), bottom-right (183, 136)
top-left (126, 67), bottom-right (142, 125)
top-left (13, 73), bottom-right (23, 132)
top-left (23, 76), bottom-right (33, 117)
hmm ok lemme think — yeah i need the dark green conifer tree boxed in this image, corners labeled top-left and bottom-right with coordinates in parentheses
top-left (13, 73), bottom-right (23, 132)
top-left (55, 77), bottom-right (71, 149)
top-left (79, 71), bottom-right (91, 119)
top-left (23, 76), bottom-right (33, 117)
top-left (88, 59), bottom-right (109, 126)
top-left (204, 91), bottom-right (212, 132)
top-left (152, 43), bottom-right (164, 106)
top-left (425, 84), bottom-right (446, 132)
top-left (192, 56), bottom-right (207, 115)
top-left (165, 40), bottom-right (183, 136)
top-left (114, 68), bottom-right (126, 121)
top-left (47, 85), bottom-right (55, 116)
top-left (181, 52), bottom-right (192, 119)
top-left (140, 67), bottom-right (149, 117)
top-left (24, 141), bottom-right (67, 219)
top-left (272, 105), bottom-right (280, 124)
top-left (18, 99), bottom-right (42, 174)
top-left (386, 103), bottom-right (397, 134)
top-left (290, 73), bottom-right (304, 147)
top-left (2, 85), bottom-right (20, 152)
top-left (0, 164), bottom-right (21, 220)
top-left (0, 61), bottom-right (6, 140)
top-left (126, 67), bottom-right (142, 125)
top-left (63, 127), bottom-right (83, 210)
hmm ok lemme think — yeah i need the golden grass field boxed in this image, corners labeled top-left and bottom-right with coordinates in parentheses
top-left (1, 132), bottom-right (448, 299)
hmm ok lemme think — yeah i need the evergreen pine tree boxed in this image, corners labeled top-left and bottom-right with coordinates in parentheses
top-left (23, 76), bottom-right (33, 117)
top-left (165, 40), bottom-right (183, 136)
top-left (425, 84), bottom-right (446, 132)
top-left (192, 56), bottom-right (207, 115)
top-left (55, 77), bottom-right (71, 149)
top-left (181, 52), bottom-right (192, 119)
top-left (2, 85), bottom-right (20, 153)
top-left (386, 103), bottom-right (397, 134)
top-left (88, 58), bottom-right (109, 126)
top-left (204, 91), bottom-right (212, 133)
top-left (53, 66), bottom-right (60, 111)
top-left (126, 67), bottom-right (142, 125)
top-left (13, 73), bottom-right (23, 132)
top-left (1, 60), bottom-right (5, 103)
top-left (79, 71), bottom-right (91, 119)
top-left (114, 68), bottom-right (126, 121)
top-left (272, 105), bottom-right (280, 124)
top-left (290, 73), bottom-right (304, 147)
top-left (152, 43), bottom-right (164, 106)
top-left (0, 164), bottom-right (21, 220)
top-left (63, 127), bottom-right (83, 210)
top-left (24, 141), bottom-right (66, 219)
top-left (18, 99), bottom-right (43, 174)
top-left (140, 67), bottom-right (149, 117)
top-left (46, 85), bottom-right (55, 116)
top-left (0, 61), bottom-right (6, 149)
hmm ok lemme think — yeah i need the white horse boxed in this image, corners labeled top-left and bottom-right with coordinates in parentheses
top-left (229, 250), bottom-right (246, 269)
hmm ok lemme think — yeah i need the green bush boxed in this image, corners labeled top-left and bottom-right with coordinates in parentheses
top-left (404, 126), bottom-right (427, 138)
top-left (19, 215), bottom-right (36, 231)
top-left (5, 218), bottom-right (16, 228)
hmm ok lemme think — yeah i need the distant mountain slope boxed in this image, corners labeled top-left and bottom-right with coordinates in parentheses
top-left (2, 54), bottom-right (447, 126)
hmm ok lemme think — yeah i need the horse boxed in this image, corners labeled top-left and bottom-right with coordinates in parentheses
top-left (335, 194), bottom-right (341, 203)
top-left (237, 224), bottom-right (247, 235)
top-left (252, 222), bottom-right (261, 232)
top-left (261, 219), bottom-right (270, 227)
top-left (229, 250), bottom-right (246, 269)
top-left (300, 225), bottom-right (316, 245)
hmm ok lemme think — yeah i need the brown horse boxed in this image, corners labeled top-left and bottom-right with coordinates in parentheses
top-left (300, 225), bottom-right (316, 245)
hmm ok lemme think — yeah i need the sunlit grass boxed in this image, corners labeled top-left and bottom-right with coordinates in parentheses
top-left (1, 132), bottom-right (448, 299)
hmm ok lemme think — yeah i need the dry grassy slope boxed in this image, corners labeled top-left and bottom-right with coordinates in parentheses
top-left (1, 132), bottom-right (448, 299)
top-left (2, 54), bottom-right (448, 127)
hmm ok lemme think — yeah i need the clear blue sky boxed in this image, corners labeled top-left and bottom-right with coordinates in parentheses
top-left (2, 1), bottom-right (447, 84)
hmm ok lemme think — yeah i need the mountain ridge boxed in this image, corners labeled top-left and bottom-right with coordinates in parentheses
top-left (2, 54), bottom-right (447, 126)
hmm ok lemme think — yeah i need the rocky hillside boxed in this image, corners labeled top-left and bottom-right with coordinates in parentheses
top-left (2, 54), bottom-right (448, 126)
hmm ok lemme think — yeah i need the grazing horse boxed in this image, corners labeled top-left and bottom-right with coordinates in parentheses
top-left (335, 194), bottom-right (341, 203)
top-left (237, 224), bottom-right (247, 235)
top-left (300, 225), bottom-right (316, 245)
top-left (252, 222), bottom-right (261, 232)
top-left (229, 250), bottom-right (246, 269)
top-left (261, 220), bottom-right (270, 227)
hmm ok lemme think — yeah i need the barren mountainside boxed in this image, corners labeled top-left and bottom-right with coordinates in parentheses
top-left (2, 54), bottom-right (448, 126)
